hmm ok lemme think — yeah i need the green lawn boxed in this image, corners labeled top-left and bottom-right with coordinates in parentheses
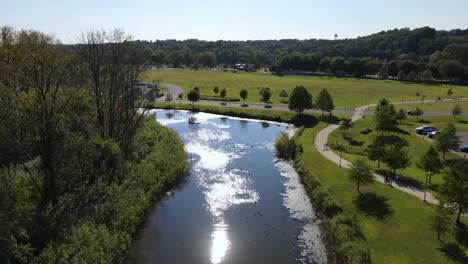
top-left (298, 126), bottom-right (468, 264)
top-left (329, 116), bottom-right (468, 193)
top-left (141, 69), bottom-right (466, 109)
top-left (368, 99), bottom-right (468, 111)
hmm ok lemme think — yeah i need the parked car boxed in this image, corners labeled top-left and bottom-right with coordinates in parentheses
top-left (415, 126), bottom-right (438, 135)
top-left (428, 131), bottom-right (439, 139)
top-left (407, 110), bottom-right (415, 115)
top-left (460, 145), bottom-right (468, 153)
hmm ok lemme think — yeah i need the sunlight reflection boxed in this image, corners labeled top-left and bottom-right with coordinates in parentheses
top-left (210, 222), bottom-right (230, 264)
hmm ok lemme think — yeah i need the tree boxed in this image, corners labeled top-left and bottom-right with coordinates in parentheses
top-left (397, 70), bottom-right (407, 81)
top-left (430, 204), bottom-right (452, 241)
top-left (165, 93), bottom-right (173, 105)
top-left (451, 102), bottom-right (463, 119)
top-left (279, 89), bottom-right (288, 98)
top-left (439, 60), bottom-right (464, 81)
top-left (187, 89), bottom-right (200, 109)
top-left (349, 159), bottom-right (374, 194)
top-left (340, 118), bottom-right (353, 137)
top-left (418, 146), bottom-right (443, 183)
top-left (315, 89), bottom-right (335, 115)
top-left (220, 88), bottom-right (227, 103)
top-left (333, 142), bottom-right (346, 167)
top-left (414, 107), bottom-right (424, 116)
top-left (395, 108), bottom-right (407, 124)
top-left (407, 71), bottom-right (419, 82)
top-left (213, 86), bottom-right (219, 96)
top-left (435, 122), bottom-right (460, 159)
top-left (374, 98), bottom-right (397, 135)
top-left (441, 160), bottom-right (468, 223)
top-left (262, 89), bottom-right (271, 106)
top-left (240, 89), bottom-right (248, 104)
top-left (420, 69), bottom-right (433, 82)
top-left (367, 137), bottom-right (386, 168)
top-left (288, 85), bottom-right (313, 114)
top-left (447, 88), bottom-right (454, 98)
top-left (383, 144), bottom-right (411, 176)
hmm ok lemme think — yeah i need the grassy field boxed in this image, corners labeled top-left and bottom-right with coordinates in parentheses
top-left (298, 126), bottom-right (468, 264)
top-left (368, 99), bottom-right (468, 111)
top-left (329, 116), bottom-right (468, 193)
top-left (141, 69), bottom-right (467, 109)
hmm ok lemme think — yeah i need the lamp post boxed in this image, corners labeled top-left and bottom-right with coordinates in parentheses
top-left (424, 171), bottom-right (432, 202)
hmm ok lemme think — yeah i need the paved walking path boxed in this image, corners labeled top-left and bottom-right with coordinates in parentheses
top-left (314, 103), bottom-right (440, 204)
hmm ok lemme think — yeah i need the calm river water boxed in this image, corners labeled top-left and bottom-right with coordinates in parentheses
top-left (128, 110), bottom-right (326, 264)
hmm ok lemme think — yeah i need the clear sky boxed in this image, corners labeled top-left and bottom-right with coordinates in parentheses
top-left (1, 0), bottom-right (468, 43)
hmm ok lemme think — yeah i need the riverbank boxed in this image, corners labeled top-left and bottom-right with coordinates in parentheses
top-left (38, 118), bottom-right (188, 263)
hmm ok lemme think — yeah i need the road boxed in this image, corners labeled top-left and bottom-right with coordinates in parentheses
top-left (157, 83), bottom-right (468, 116)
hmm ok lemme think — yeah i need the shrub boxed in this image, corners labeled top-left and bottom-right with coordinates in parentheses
top-left (274, 132), bottom-right (297, 160)
top-left (360, 128), bottom-right (373, 135)
top-left (279, 89), bottom-right (288, 97)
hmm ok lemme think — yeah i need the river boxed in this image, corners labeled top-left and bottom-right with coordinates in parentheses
top-left (128, 109), bottom-right (326, 264)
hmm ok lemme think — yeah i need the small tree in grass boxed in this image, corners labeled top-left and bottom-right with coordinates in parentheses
top-left (213, 86), bottom-right (219, 96)
top-left (418, 146), bottom-right (443, 184)
top-left (383, 144), bottom-right (411, 176)
top-left (262, 89), bottom-right (271, 106)
top-left (340, 118), bottom-right (353, 137)
top-left (315, 88), bottom-right (334, 115)
top-left (165, 93), bottom-right (173, 106)
top-left (452, 102), bottom-right (462, 120)
top-left (435, 122), bottom-right (460, 159)
top-left (240, 89), bottom-right (248, 104)
top-left (349, 159), bottom-right (374, 194)
top-left (187, 89), bottom-right (200, 109)
top-left (220, 88), bottom-right (227, 103)
top-left (414, 107), bottom-right (424, 117)
top-left (279, 89), bottom-right (288, 98)
top-left (395, 108), bottom-right (407, 124)
top-left (367, 136), bottom-right (385, 168)
top-left (430, 204), bottom-right (452, 241)
top-left (288, 85), bottom-right (313, 114)
top-left (333, 142), bottom-right (346, 167)
top-left (447, 88), bottom-right (454, 98)
top-left (441, 160), bottom-right (468, 223)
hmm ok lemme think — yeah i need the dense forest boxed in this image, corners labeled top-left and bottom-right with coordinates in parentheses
top-left (137, 27), bottom-right (468, 81)
top-left (0, 27), bottom-right (188, 263)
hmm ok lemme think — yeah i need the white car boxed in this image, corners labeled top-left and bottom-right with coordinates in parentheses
top-left (415, 126), bottom-right (438, 135)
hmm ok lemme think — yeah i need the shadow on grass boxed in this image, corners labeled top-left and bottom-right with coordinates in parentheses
top-left (375, 169), bottom-right (424, 189)
top-left (354, 192), bottom-right (393, 220)
top-left (317, 114), bottom-right (341, 124)
top-left (291, 114), bottom-right (319, 128)
top-left (458, 120), bottom-right (468, 124)
top-left (390, 126), bottom-right (410, 135)
top-left (455, 223), bottom-right (468, 248)
top-left (438, 242), bottom-right (468, 264)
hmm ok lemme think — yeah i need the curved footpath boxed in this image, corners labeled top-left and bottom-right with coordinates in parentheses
top-left (158, 83), bottom-right (468, 204)
top-left (314, 103), bottom-right (440, 204)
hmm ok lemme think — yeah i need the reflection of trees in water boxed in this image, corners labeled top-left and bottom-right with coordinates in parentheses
top-left (239, 120), bottom-right (248, 130)
top-left (166, 112), bottom-right (174, 119)
top-left (261, 122), bottom-right (270, 128)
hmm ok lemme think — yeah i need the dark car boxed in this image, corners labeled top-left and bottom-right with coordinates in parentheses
top-left (460, 145), bottom-right (468, 153)
top-left (407, 110), bottom-right (415, 115)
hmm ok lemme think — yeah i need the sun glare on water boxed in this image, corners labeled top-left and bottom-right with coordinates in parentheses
top-left (210, 222), bottom-right (230, 264)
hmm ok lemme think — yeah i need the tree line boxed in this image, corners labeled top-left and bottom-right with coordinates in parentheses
top-left (0, 27), bottom-right (187, 263)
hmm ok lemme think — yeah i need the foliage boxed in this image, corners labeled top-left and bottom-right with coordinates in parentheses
top-left (429, 204), bottom-right (452, 241)
top-left (261, 88), bottom-right (271, 103)
top-left (382, 144), bottom-right (411, 176)
top-left (418, 146), bottom-right (443, 183)
top-left (315, 89), bottom-right (335, 115)
top-left (396, 108), bottom-right (407, 124)
top-left (434, 122), bottom-right (460, 159)
top-left (239, 89), bottom-right (248, 103)
top-left (279, 89), bottom-right (288, 97)
top-left (452, 102), bottom-right (463, 119)
top-left (374, 98), bottom-right (397, 135)
top-left (187, 89), bottom-right (200, 105)
top-left (288, 85), bottom-right (313, 114)
top-left (348, 159), bottom-right (374, 194)
top-left (213, 86), bottom-right (219, 95)
top-left (340, 118), bottom-right (353, 137)
top-left (274, 132), bottom-right (297, 160)
top-left (441, 160), bottom-right (468, 223)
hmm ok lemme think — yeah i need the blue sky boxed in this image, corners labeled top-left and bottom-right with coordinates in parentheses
top-left (2, 0), bottom-right (468, 43)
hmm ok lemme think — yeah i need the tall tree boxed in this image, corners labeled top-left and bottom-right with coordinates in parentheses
top-left (213, 86), bottom-right (219, 96)
top-left (395, 108), bottom-right (407, 124)
top-left (220, 88), bottom-right (227, 103)
top-left (240, 89), bottom-right (248, 104)
top-left (367, 136), bottom-right (386, 168)
top-left (349, 159), bottom-right (374, 194)
top-left (262, 89), bottom-right (271, 105)
top-left (383, 144), bottom-right (411, 176)
top-left (451, 102), bottom-right (463, 119)
top-left (430, 204), bottom-right (452, 241)
top-left (374, 98), bottom-right (397, 136)
top-left (435, 122), bottom-right (460, 159)
top-left (315, 89), bottom-right (334, 115)
top-left (340, 118), bottom-right (353, 137)
top-left (418, 146), bottom-right (443, 183)
top-left (441, 160), bottom-right (468, 223)
top-left (288, 85), bottom-right (313, 114)
top-left (187, 89), bottom-right (200, 109)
